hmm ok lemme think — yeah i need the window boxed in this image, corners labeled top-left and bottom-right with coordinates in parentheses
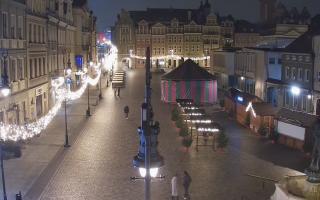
top-left (17, 59), bottom-right (22, 80)
top-left (63, 2), bottom-right (68, 15)
top-left (293, 95), bottom-right (298, 108)
top-left (2, 12), bottom-right (8, 38)
top-left (42, 58), bottom-right (46, 75)
top-left (302, 96), bottom-right (307, 111)
top-left (17, 16), bottom-right (23, 39)
top-left (29, 59), bottom-right (33, 78)
top-left (285, 90), bottom-right (289, 105)
top-left (305, 69), bottom-right (310, 82)
top-left (278, 58), bottom-right (282, 64)
top-left (10, 59), bottom-right (16, 82)
top-left (269, 57), bottom-right (275, 64)
top-left (39, 58), bottom-right (42, 76)
top-left (291, 68), bottom-right (296, 80)
top-left (10, 15), bottom-right (16, 38)
top-left (299, 68), bottom-right (303, 80)
top-left (285, 67), bottom-right (290, 79)
top-left (29, 24), bottom-right (32, 42)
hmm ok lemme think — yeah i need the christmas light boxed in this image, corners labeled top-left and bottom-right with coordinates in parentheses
top-left (245, 102), bottom-right (256, 118)
top-left (130, 53), bottom-right (209, 61)
top-left (0, 63), bottom-right (105, 142)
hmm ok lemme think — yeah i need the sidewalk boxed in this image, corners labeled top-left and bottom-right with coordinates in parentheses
top-left (1, 82), bottom-right (107, 200)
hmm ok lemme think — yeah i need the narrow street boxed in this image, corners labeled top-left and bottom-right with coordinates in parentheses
top-left (25, 67), bottom-right (305, 200)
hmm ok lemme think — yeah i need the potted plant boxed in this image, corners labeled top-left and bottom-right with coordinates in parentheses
top-left (217, 130), bottom-right (229, 150)
top-left (179, 123), bottom-right (189, 137)
top-left (171, 106), bottom-right (180, 121)
top-left (182, 136), bottom-right (193, 151)
top-left (175, 117), bottom-right (184, 129)
top-left (258, 124), bottom-right (268, 137)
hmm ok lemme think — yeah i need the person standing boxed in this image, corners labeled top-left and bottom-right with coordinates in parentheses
top-left (117, 87), bottom-right (121, 97)
top-left (124, 105), bottom-right (129, 119)
top-left (183, 171), bottom-right (192, 199)
top-left (171, 173), bottom-right (179, 200)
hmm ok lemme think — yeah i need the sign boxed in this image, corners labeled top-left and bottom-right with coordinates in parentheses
top-left (36, 88), bottom-right (43, 96)
top-left (75, 55), bottom-right (83, 70)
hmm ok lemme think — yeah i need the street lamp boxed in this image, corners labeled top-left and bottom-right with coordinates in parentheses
top-left (133, 47), bottom-right (164, 200)
top-left (86, 62), bottom-right (91, 117)
top-left (64, 60), bottom-right (72, 148)
top-left (0, 49), bottom-right (10, 200)
top-left (291, 86), bottom-right (301, 96)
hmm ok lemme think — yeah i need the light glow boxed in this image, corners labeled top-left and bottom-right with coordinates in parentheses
top-left (291, 86), bottom-right (300, 96)
top-left (245, 102), bottom-right (256, 118)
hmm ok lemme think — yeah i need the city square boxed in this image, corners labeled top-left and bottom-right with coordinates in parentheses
top-left (1, 0), bottom-right (320, 199)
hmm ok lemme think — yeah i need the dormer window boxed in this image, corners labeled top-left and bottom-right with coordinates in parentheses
top-left (63, 2), bottom-right (67, 15)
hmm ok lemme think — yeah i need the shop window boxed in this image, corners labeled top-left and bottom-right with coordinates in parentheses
top-left (269, 57), bottom-right (275, 64)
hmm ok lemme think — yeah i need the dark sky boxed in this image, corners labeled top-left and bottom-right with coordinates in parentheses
top-left (88, 0), bottom-right (320, 31)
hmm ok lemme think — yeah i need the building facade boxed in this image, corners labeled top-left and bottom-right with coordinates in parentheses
top-left (0, 0), bottom-right (97, 124)
top-left (113, 1), bottom-right (233, 68)
top-left (0, 0), bottom-right (28, 124)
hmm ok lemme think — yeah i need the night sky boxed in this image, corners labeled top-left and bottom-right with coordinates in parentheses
top-left (88, 0), bottom-right (320, 31)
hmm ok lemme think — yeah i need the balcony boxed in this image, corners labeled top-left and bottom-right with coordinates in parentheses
top-left (29, 76), bottom-right (48, 88)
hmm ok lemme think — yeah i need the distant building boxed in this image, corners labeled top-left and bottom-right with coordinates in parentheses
top-left (113, 1), bottom-right (234, 68)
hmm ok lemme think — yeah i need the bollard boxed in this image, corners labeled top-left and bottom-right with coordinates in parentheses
top-left (16, 191), bottom-right (22, 200)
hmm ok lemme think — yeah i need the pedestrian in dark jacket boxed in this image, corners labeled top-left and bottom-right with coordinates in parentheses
top-left (117, 88), bottom-right (121, 97)
top-left (124, 105), bottom-right (129, 119)
top-left (183, 171), bottom-right (192, 199)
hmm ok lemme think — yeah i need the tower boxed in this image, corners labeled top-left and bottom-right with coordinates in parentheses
top-left (260, 0), bottom-right (276, 23)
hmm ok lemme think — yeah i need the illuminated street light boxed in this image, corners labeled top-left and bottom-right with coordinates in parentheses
top-left (308, 94), bottom-right (312, 99)
top-left (291, 86), bottom-right (301, 96)
top-left (241, 76), bottom-right (244, 80)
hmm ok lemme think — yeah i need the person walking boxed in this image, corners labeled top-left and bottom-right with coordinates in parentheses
top-left (171, 173), bottom-right (179, 200)
top-left (124, 105), bottom-right (129, 119)
top-left (117, 87), bottom-right (121, 97)
top-left (182, 171), bottom-right (192, 199)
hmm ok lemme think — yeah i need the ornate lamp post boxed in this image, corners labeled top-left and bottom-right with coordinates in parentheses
top-left (133, 47), bottom-right (164, 200)
top-left (1, 50), bottom-right (10, 200)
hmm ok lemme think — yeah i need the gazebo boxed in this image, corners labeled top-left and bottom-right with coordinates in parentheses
top-left (161, 59), bottom-right (217, 104)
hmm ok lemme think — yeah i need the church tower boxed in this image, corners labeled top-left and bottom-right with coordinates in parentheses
top-left (260, 0), bottom-right (277, 23)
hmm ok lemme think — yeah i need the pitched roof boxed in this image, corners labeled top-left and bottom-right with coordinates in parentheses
top-left (161, 59), bottom-right (215, 81)
top-left (73, 0), bottom-right (87, 7)
top-left (276, 108), bottom-right (319, 127)
top-left (284, 30), bottom-right (320, 54)
top-left (129, 8), bottom-right (196, 25)
top-left (252, 102), bottom-right (279, 116)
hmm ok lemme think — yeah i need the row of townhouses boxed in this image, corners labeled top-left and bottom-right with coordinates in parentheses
top-left (112, 0), bottom-right (234, 68)
top-left (113, 0), bottom-right (313, 70)
top-left (0, 0), bottom-right (97, 125)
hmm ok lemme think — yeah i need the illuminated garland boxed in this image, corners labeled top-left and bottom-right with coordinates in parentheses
top-left (130, 52), bottom-right (209, 61)
top-left (0, 65), bottom-right (103, 142)
top-left (245, 102), bottom-right (256, 118)
top-left (0, 40), bottom-right (118, 142)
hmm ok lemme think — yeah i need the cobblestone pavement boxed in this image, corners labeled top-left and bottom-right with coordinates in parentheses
top-left (33, 68), bottom-right (308, 200)
top-left (0, 81), bottom-right (104, 200)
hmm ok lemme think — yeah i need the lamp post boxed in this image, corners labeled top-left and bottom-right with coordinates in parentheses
top-left (86, 62), bottom-right (93, 117)
top-left (64, 56), bottom-right (72, 148)
top-left (133, 47), bottom-right (164, 200)
top-left (99, 65), bottom-right (102, 100)
top-left (1, 50), bottom-right (10, 200)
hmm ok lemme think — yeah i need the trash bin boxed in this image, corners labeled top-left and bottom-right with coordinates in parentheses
top-left (16, 191), bottom-right (22, 200)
